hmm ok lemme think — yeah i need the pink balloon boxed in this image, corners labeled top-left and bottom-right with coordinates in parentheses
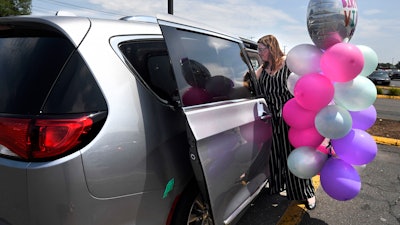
top-left (288, 126), bottom-right (325, 148)
top-left (283, 98), bottom-right (318, 129)
top-left (293, 73), bottom-right (334, 111)
top-left (320, 43), bottom-right (364, 82)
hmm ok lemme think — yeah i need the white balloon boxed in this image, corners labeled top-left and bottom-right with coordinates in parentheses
top-left (286, 44), bottom-right (323, 75)
top-left (287, 72), bottom-right (301, 95)
top-left (354, 164), bottom-right (367, 174)
top-left (288, 146), bottom-right (328, 179)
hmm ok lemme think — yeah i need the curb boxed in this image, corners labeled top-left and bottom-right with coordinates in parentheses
top-left (375, 94), bottom-right (399, 146)
top-left (377, 94), bottom-right (400, 100)
top-left (373, 136), bottom-right (400, 146)
top-left (276, 176), bottom-right (321, 225)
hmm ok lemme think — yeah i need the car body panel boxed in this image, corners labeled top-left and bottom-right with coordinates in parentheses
top-left (75, 19), bottom-right (191, 198)
top-left (183, 100), bottom-right (272, 224)
top-left (0, 159), bottom-right (29, 225)
top-left (0, 16), bottom-right (91, 46)
top-left (0, 14), bottom-right (272, 225)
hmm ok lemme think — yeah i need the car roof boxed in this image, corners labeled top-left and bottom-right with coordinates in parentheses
top-left (0, 13), bottom-right (242, 46)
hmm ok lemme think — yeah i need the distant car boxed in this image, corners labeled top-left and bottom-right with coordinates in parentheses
top-left (390, 70), bottom-right (400, 80)
top-left (367, 70), bottom-right (391, 85)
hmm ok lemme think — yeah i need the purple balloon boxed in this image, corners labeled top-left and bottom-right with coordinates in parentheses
top-left (320, 158), bottom-right (361, 201)
top-left (331, 129), bottom-right (377, 165)
top-left (349, 105), bottom-right (377, 130)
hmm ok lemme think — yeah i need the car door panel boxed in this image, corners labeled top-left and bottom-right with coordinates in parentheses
top-left (184, 100), bottom-right (272, 224)
top-left (157, 14), bottom-right (273, 224)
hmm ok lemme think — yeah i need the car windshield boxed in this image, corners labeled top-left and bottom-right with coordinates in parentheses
top-left (370, 72), bottom-right (389, 77)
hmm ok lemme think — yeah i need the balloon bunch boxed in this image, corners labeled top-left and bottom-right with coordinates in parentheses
top-left (283, 0), bottom-right (379, 201)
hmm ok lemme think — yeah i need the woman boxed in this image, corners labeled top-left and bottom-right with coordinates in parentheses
top-left (255, 34), bottom-right (316, 210)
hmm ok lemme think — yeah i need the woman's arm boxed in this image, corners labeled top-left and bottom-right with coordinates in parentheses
top-left (255, 66), bottom-right (263, 79)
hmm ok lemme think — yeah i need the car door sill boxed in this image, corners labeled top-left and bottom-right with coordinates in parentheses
top-left (223, 179), bottom-right (269, 225)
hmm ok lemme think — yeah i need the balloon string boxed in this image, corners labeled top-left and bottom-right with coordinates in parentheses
top-left (326, 141), bottom-right (333, 158)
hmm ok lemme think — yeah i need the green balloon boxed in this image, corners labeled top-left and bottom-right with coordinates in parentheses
top-left (334, 76), bottom-right (377, 111)
top-left (315, 105), bottom-right (352, 139)
top-left (288, 146), bottom-right (328, 179)
top-left (357, 45), bottom-right (378, 77)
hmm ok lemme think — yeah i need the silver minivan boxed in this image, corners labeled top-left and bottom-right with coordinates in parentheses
top-left (0, 14), bottom-right (272, 225)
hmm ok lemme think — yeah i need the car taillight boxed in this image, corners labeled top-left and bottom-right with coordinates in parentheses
top-left (0, 115), bottom-right (97, 160)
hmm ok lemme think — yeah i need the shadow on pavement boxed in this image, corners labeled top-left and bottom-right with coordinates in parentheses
top-left (299, 213), bottom-right (329, 225)
top-left (237, 188), bottom-right (291, 225)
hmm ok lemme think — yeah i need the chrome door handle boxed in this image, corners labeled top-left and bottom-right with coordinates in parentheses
top-left (259, 112), bottom-right (271, 121)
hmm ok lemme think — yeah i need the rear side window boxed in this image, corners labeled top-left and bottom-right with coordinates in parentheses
top-left (0, 24), bottom-right (107, 114)
top-left (118, 40), bottom-right (178, 102)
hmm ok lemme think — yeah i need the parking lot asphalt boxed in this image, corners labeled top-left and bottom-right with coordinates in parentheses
top-left (372, 94), bottom-right (400, 147)
top-left (298, 144), bottom-right (400, 225)
top-left (238, 143), bottom-right (400, 225)
top-left (277, 94), bottom-right (400, 225)
top-left (237, 94), bottom-right (400, 225)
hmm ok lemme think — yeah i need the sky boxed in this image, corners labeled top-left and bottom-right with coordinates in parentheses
top-left (31, 0), bottom-right (399, 64)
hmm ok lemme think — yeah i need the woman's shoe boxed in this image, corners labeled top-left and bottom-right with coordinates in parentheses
top-left (305, 196), bottom-right (316, 210)
top-left (279, 190), bottom-right (287, 197)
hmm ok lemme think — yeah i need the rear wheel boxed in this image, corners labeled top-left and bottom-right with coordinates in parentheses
top-left (171, 180), bottom-right (214, 225)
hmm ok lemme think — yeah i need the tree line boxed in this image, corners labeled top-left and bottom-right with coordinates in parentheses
top-left (378, 62), bottom-right (400, 70)
top-left (0, 0), bottom-right (31, 17)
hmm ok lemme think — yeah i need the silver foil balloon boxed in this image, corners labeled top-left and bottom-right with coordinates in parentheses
top-left (307, 0), bottom-right (358, 50)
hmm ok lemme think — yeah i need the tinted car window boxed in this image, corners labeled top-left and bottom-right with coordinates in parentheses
top-left (0, 26), bottom-right (106, 114)
top-left (43, 51), bottom-right (107, 114)
top-left (0, 36), bottom-right (74, 114)
top-left (160, 26), bottom-right (254, 106)
top-left (119, 40), bottom-right (178, 102)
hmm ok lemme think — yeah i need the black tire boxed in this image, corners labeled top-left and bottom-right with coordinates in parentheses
top-left (170, 180), bottom-right (214, 225)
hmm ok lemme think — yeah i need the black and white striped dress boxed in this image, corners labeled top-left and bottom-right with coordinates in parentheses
top-left (259, 64), bottom-right (315, 201)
